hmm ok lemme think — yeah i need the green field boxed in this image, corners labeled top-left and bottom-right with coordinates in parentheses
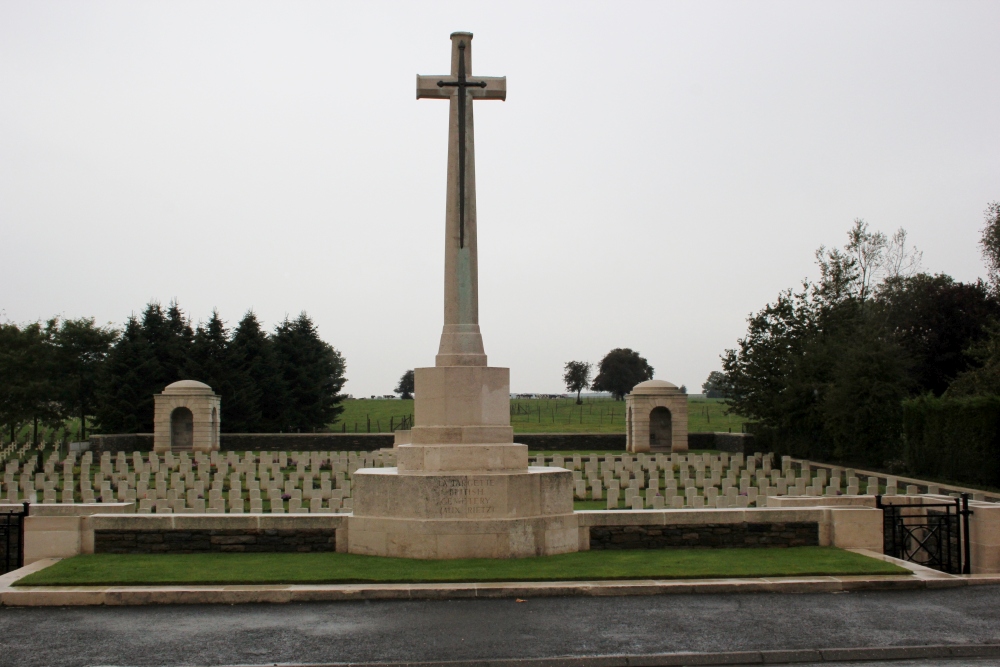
top-left (15, 547), bottom-right (906, 586)
top-left (332, 397), bottom-right (745, 435)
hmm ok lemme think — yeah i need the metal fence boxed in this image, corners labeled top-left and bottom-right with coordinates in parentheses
top-left (1, 502), bottom-right (29, 575)
top-left (877, 494), bottom-right (972, 574)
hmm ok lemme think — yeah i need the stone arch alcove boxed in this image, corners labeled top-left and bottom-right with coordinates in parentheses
top-left (624, 379), bottom-right (688, 453)
top-left (649, 406), bottom-right (672, 450)
top-left (153, 380), bottom-right (222, 453)
top-left (170, 407), bottom-right (194, 451)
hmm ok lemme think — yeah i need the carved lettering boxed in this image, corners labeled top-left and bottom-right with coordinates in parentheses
top-left (438, 477), bottom-right (501, 516)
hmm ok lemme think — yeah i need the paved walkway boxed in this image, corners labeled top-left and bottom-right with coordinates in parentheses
top-left (1, 587), bottom-right (999, 667)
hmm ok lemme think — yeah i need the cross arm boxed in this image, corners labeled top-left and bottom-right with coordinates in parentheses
top-left (469, 77), bottom-right (506, 100)
top-left (416, 75), bottom-right (507, 101)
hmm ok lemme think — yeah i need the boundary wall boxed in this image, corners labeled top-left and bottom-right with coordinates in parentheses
top-left (86, 432), bottom-right (754, 453)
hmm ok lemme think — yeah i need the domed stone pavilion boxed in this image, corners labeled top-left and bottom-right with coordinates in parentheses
top-left (625, 379), bottom-right (689, 453)
top-left (153, 380), bottom-right (221, 453)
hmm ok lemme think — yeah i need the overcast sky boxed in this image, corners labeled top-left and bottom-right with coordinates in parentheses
top-left (2, 1), bottom-right (998, 397)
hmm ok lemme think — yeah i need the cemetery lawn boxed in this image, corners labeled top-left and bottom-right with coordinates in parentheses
top-left (16, 547), bottom-right (907, 586)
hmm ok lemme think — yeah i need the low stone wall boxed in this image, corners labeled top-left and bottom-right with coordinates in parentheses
top-left (88, 433), bottom-right (624, 453)
top-left (95, 528), bottom-right (338, 554)
top-left (590, 522), bottom-right (818, 550)
top-left (87, 432), bottom-right (760, 454)
top-left (219, 434), bottom-right (393, 452)
top-left (576, 506), bottom-right (883, 553)
top-left (19, 504), bottom-right (886, 565)
top-left (88, 433), bottom-right (394, 453)
top-left (88, 434), bottom-right (154, 454)
top-left (80, 514), bottom-right (349, 556)
top-left (515, 433), bottom-right (626, 451)
top-left (688, 432), bottom-right (755, 454)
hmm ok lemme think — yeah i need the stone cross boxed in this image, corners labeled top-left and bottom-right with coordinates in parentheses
top-left (417, 32), bottom-right (505, 367)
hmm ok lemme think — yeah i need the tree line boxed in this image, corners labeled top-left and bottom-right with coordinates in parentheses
top-left (719, 204), bottom-right (1000, 469)
top-left (0, 302), bottom-right (346, 441)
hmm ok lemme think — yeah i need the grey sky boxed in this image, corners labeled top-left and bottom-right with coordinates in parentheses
top-left (2, 1), bottom-right (998, 397)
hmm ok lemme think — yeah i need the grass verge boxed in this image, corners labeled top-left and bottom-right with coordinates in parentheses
top-left (15, 547), bottom-right (908, 586)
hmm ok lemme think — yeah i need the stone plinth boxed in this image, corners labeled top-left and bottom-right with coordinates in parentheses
top-left (153, 380), bottom-right (221, 454)
top-left (349, 467), bottom-right (578, 559)
top-left (625, 379), bottom-right (688, 453)
top-left (347, 364), bottom-right (576, 559)
top-left (349, 375), bottom-right (577, 559)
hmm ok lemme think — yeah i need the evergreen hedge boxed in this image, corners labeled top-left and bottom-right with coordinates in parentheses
top-left (903, 395), bottom-right (1000, 488)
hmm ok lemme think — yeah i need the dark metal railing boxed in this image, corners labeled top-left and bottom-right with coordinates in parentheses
top-left (1, 502), bottom-right (29, 575)
top-left (877, 494), bottom-right (973, 574)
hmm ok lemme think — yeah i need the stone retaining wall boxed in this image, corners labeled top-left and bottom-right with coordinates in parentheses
top-left (589, 522), bottom-right (818, 550)
top-left (94, 528), bottom-right (338, 554)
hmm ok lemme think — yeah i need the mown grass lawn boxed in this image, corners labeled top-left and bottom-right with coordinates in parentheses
top-left (15, 547), bottom-right (907, 586)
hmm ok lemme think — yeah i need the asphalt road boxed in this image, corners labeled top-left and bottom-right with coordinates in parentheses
top-left (1, 587), bottom-right (999, 667)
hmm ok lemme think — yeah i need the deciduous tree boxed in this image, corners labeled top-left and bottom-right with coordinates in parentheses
top-left (591, 349), bottom-right (653, 401)
top-left (50, 317), bottom-right (118, 439)
top-left (563, 361), bottom-right (591, 404)
top-left (701, 371), bottom-right (728, 398)
top-left (395, 370), bottom-right (415, 400)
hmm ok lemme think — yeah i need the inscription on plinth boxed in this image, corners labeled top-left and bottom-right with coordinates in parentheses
top-left (439, 477), bottom-right (503, 517)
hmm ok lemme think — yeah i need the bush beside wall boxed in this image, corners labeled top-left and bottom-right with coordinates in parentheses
top-left (903, 395), bottom-right (1000, 489)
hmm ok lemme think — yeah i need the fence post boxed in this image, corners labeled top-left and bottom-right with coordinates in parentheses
top-left (961, 493), bottom-right (973, 575)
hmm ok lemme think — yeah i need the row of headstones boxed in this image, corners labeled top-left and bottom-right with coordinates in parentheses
top-left (2, 449), bottom-right (396, 512)
top-left (535, 453), bottom-right (932, 505)
top-left (1, 448), bottom-right (951, 511)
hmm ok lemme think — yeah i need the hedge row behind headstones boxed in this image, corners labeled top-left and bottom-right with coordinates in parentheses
top-left (903, 394), bottom-right (1000, 488)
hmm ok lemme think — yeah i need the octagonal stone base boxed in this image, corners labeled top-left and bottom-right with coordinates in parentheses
top-left (347, 466), bottom-right (579, 559)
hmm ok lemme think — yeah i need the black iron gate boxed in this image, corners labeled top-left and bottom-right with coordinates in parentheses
top-left (877, 494), bottom-right (972, 574)
top-left (1, 502), bottom-right (29, 575)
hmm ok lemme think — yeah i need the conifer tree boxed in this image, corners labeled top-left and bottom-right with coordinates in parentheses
top-left (226, 310), bottom-right (288, 432)
top-left (94, 316), bottom-right (151, 433)
top-left (272, 313), bottom-right (346, 431)
top-left (187, 310), bottom-right (233, 401)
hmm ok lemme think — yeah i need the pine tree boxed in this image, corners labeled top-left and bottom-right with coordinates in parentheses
top-left (94, 316), bottom-right (154, 433)
top-left (272, 313), bottom-right (346, 431)
top-left (187, 310), bottom-right (232, 400)
top-left (227, 310), bottom-right (288, 432)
